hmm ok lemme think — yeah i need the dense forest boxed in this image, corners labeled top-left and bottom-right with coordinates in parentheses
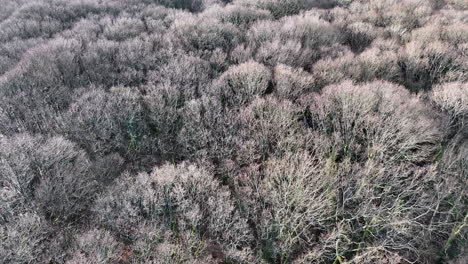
top-left (0, 0), bottom-right (467, 263)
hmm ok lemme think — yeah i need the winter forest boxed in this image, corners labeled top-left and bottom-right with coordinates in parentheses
top-left (0, 0), bottom-right (467, 263)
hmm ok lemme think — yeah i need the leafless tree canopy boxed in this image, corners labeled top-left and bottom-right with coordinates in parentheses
top-left (0, 0), bottom-right (466, 263)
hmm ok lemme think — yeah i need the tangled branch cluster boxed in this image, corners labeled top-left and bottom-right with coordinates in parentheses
top-left (0, 0), bottom-right (466, 263)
